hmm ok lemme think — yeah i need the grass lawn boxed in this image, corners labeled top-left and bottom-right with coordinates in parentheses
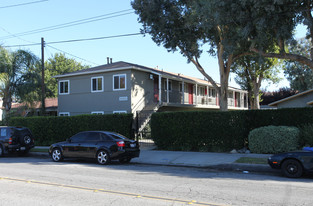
top-left (235, 157), bottom-right (268, 164)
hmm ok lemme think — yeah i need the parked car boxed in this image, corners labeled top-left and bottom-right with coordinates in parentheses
top-left (268, 150), bottom-right (313, 178)
top-left (0, 126), bottom-right (35, 156)
top-left (49, 131), bottom-right (140, 165)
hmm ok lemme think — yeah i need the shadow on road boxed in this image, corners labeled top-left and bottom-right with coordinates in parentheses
top-left (1, 154), bottom-right (313, 182)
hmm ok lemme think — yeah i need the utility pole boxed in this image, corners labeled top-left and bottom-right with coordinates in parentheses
top-left (41, 37), bottom-right (46, 115)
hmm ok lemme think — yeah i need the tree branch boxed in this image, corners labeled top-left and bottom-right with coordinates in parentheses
top-left (250, 48), bottom-right (313, 69)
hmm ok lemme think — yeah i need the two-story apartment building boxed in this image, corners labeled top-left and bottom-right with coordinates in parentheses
top-left (54, 61), bottom-right (248, 131)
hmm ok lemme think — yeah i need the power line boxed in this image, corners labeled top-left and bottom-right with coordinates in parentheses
top-left (46, 45), bottom-right (99, 66)
top-left (0, 0), bottom-right (48, 9)
top-left (0, 9), bottom-right (134, 40)
top-left (2, 32), bottom-right (143, 47)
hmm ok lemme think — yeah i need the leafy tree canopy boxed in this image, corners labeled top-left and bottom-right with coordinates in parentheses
top-left (45, 53), bottom-right (89, 97)
top-left (284, 38), bottom-right (313, 91)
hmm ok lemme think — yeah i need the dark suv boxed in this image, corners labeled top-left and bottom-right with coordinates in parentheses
top-left (0, 126), bottom-right (35, 156)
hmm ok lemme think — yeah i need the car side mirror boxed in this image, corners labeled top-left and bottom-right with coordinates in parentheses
top-left (67, 138), bottom-right (71, 143)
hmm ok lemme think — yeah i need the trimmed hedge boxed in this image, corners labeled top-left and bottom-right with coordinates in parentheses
top-left (151, 110), bottom-right (247, 152)
top-left (151, 107), bottom-right (313, 152)
top-left (9, 114), bottom-right (134, 146)
top-left (299, 124), bottom-right (313, 146)
top-left (248, 126), bottom-right (300, 154)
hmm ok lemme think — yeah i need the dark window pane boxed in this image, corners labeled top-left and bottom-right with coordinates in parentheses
top-left (86, 132), bottom-right (100, 141)
top-left (64, 82), bottom-right (68, 93)
top-left (100, 133), bottom-right (111, 141)
top-left (109, 133), bottom-right (127, 140)
top-left (92, 79), bottom-right (97, 91)
top-left (60, 82), bottom-right (64, 93)
top-left (114, 76), bottom-right (119, 89)
top-left (71, 133), bottom-right (87, 142)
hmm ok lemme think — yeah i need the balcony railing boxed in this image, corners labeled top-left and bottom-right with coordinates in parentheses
top-left (157, 89), bottom-right (247, 108)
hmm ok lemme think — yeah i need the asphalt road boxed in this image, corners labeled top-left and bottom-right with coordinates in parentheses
top-left (0, 155), bottom-right (312, 206)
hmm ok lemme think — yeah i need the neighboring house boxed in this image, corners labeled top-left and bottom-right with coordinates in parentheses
top-left (10, 98), bottom-right (58, 117)
top-left (269, 88), bottom-right (313, 109)
top-left (54, 61), bottom-right (248, 131)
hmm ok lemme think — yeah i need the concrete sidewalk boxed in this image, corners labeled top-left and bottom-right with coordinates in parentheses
top-left (31, 146), bottom-right (276, 174)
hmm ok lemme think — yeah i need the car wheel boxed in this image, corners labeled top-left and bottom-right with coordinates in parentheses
top-left (281, 159), bottom-right (303, 178)
top-left (96, 150), bottom-right (110, 165)
top-left (20, 135), bottom-right (32, 146)
top-left (51, 148), bottom-right (63, 162)
top-left (0, 145), bottom-right (3, 157)
top-left (119, 157), bottom-right (131, 163)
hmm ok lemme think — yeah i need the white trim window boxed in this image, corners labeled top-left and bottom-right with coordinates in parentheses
top-left (59, 112), bottom-right (70, 116)
top-left (91, 111), bottom-right (104, 115)
top-left (113, 111), bottom-right (127, 114)
top-left (113, 74), bottom-right (126, 91)
top-left (91, 76), bottom-right (104, 92)
top-left (164, 80), bottom-right (172, 91)
top-left (59, 80), bottom-right (69, 95)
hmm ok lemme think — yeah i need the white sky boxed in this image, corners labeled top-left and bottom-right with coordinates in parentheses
top-left (0, 0), bottom-right (307, 91)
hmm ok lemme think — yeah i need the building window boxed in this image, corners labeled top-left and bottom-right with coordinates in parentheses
top-left (113, 74), bottom-right (126, 91)
top-left (164, 80), bottom-right (172, 91)
top-left (113, 111), bottom-right (127, 114)
top-left (91, 76), bottom-right (104, 92)
top-left (59, 112), bottom-right (70, 116)
top-left (59, 80), bottom-right (69, 95)
top-left (209, 88), bottom-right (216, 97)
top-left (198, 86), bottom-right (205, 96)
top-left (91, 111), bottom-right (104, 115)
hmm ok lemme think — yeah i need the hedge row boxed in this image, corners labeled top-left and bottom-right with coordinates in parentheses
top-left (9, 114), bottom-right (134, 146)
top-left (151, 107), bottom-right (313, 152)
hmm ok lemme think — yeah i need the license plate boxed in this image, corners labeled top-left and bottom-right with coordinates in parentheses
top-left (20, 147), bottom-right (26, 150)
top-left (130, 144), bottom-right (136, 148)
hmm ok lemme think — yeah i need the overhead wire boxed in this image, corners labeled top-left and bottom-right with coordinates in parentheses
top-left (46, 45), bottom-right (99, 66)
top-left (0, 0), bottom-right (48, 9)
top-left (0, 9), bottom-right (134, 40)
top-left (2, 32), bottom-right (143, 48)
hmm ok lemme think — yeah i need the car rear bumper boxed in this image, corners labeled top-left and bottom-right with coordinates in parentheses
top-left (8, 144), bottom-right (34, 151)
top-left (112, 149), bottom-right (140, 160)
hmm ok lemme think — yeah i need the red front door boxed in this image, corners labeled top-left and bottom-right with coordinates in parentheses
top-left (188, 84), bottom-right (193, 104)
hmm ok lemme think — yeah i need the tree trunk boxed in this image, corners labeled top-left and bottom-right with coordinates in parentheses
top-left (253, 85), bottom-right (260, 109)
top-left (219, 71), bottom-right (229, 111)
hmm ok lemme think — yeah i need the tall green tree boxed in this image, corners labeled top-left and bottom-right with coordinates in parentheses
top-left (0, 47), bottom-right (40, 119)
top-left (232, 56), bottom-right (281, 109)
top-left (132, 0), bottom-right (253, 111)
top-left (284, 38), bottom-right (313, 91)
top-left (238, 1), bottom-right (313, 69)
top-left (45, 53), bottom-right (89, 97)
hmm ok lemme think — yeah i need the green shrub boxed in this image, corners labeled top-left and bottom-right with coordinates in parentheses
top-left (248, 126), bottom-right (300, 154)
top-left (151, 110), bottom-right (247, 152)
top-left (9, 114), bottom-right (134, 146)
top-left (299, 124), bottom-right (313, 146)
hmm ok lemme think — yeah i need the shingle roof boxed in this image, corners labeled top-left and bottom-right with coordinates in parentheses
top-left (54, 61), bottom-right (243, 91)
top-left (269, 88), bottom-right (313, 106)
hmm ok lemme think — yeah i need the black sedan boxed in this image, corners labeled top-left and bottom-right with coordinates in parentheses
top-left (49, 131), bottom-right (140, 165)
top-left (268, 150), bottom-right (313, 178)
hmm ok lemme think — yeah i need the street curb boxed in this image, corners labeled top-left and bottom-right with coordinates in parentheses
top-left (29, 152), bottom-right (279, 175)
